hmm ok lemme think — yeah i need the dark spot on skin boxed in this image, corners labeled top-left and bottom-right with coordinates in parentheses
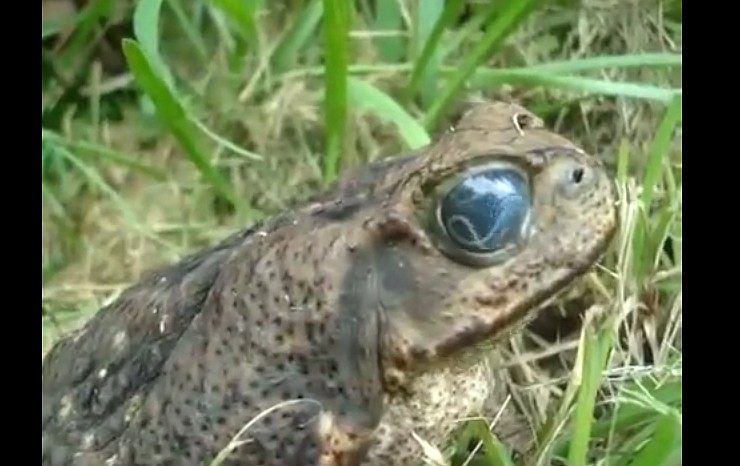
top-left (408, 347), bottom-right (430, 362)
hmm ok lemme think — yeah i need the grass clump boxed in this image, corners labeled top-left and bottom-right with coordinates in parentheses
top-left (42, 0), bottom-right (682, 464)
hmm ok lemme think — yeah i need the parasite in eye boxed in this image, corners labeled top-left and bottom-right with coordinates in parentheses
top-left (439, 168), bottom-right (531, 254)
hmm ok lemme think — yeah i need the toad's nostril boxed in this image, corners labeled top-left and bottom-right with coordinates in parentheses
top-left (571, 167), bottom-right (585, 184)
top-left (513, 113), bottom-right (534, 131)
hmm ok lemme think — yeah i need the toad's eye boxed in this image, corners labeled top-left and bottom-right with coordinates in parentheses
top-left (437, 167), bottom-right (531, 255)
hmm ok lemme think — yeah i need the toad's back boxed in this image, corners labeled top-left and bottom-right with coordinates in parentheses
top-left (42, 101), bottom-right (617, 466)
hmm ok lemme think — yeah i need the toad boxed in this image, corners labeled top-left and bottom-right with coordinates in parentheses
top-left (42, 101), bottom-right (617, 466)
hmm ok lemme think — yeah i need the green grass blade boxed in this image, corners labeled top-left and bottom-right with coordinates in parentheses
top-left (626, 413), bottom-right (682, 466)
top-left (348, 77), bottom-right (430, 149)
top-left (192, 119), bottom-right (263, 160)
top-left (525, 53), bottom-right (682, 74)
top-left (133, 0), bottom-right (174, 87)
top-left (472, 419), bottom-right (518, 466)
top-left (406, 0), bottom-right (464, 103)
top-left (165, 0), bottom-right (208, 59)
top-left (616, 139), bottom-right (632, 185)
top-left (276, 62), bottom-right (682, 105)
top-left (276, 63), bottom-right (410, 82)
top-left (433, 2), bottom-right (491, 66)
top-left (423, 0), bottom-right (543, 128)
top-left (172, 0), bottom-right (256, 72)
top-left (650, 201), bottom-right (679, 270)
top-left (669, 172), bottom-right (682, 266)
top-left (59, 0), bottom-right (115, 66)
top-left (321, 0), bottom-right (350, 181)
top-left (568, 315), bottom-right (614, 466)
top-left (208, 0), bottom-right (259, 41)
top-left (41, 180), bottom-right (66, 217)
top-left (42, 129), bottom-right (167, 180)
top-left (412, 0), bottom-right (445, 107)
top-left (633, 95), bottom-right (682, 279)
top-left (134, 0), bottom-right (163, 54)
top-left (558, 379), bottom-right (682, 457)
top-left (52, 145), bottom-right (151, 236)
top-left (122, 39), bottom-right (240, 212)
top-left (640, 95), bottom-right (682, 211)
top-left (42, 10), bottom-right (81, 39)
top-left (271, 0), bottom-right (323, 72)
top-left (372, 0), bottom-right (404, 63)
top-left (469, 69), bottom-right (681, 103)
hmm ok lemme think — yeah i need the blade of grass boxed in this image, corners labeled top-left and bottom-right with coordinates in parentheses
top-left (551, 379), bottom-right (683, 458)
top-left (412, 0), bottom-right (445, 107)
top-left (271, 0), bottom-right (323, 72)
top-left (626, 413), bottom-right (682, 466)
top-left (567, 312), bottom-right (614, 466)
top-left (348, 77), bottom-right (430, 149)
top-left (133, 0), bottom-right (174, 87)
top-left (54, 145), bottom-right (151, 236)
top-left (208, 0), bottom-right (259, 42)
top-left (423, 0), bottom-right (543, 128)
top-left (469, 70), bottom-right (681, 103)
top-left (372, 0), bottom-right (404, 63)
top-left (41, 181), bottom-right (67, 220)
top-left (165, 0), bottom-right (208, 60)
top-left (192, 119), bottom-right (263, 160)
top-left (275, 58), bottom-right (681, 90)
top-left (321, 0), bottom-right (350, 181)
top-left (616, 139), bottom-right (632, 185)
top-left (42, 129), bottom-right (167, 180)
top-left (650, 201), bottom-right (679, 271)
top-left (42, 10), bottom-right (81, 39)
top-left (432, 1), bottom-right (493, 66)
top-left (60, 0), bottom-right (116, 63)
top-left (203, 2), bottom-right (243, 69)
top-left (406, 0), bottom-right (463, 103)
top-left (639, 95), bottom-right (683, 213)
top-left (122, 39), bottom-right (241, 212)
top-left (603, 382), bottom-right (682, 434)
top-left (524, 53), bottom-right (682, 74)
top-left (669, 184), bottom-right (682, 266)
top-left (471, 419), bottom-right (518, 466)
top-left (632, 95), bottom-right (682, 280)
top-left (277, 63), bottom-right (411, 82)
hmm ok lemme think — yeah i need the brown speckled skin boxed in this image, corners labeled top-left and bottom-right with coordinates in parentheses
top-left (42, 101), bottom-right (617, 466)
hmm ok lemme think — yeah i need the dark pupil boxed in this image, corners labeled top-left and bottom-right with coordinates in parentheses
top-left (439, 168), bottom-right (530, 253)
